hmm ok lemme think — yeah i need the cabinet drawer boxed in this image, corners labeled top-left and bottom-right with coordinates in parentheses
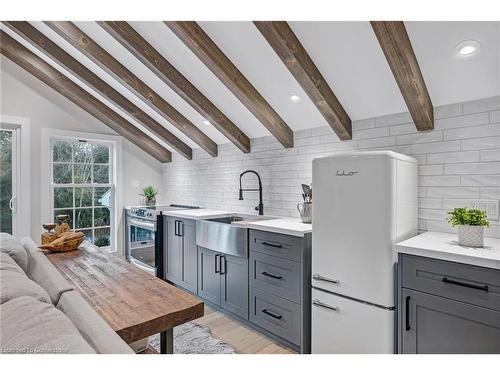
top-left (401, 254), bottom-right (500, 311)
top-left (249, 251), bottom-right (301, 303)
top-left (249, 287), bottom-right (301, 345)
top-left (249, 230), bottom-right (302, 262)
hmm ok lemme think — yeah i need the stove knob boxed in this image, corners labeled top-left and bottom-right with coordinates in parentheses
top-left (147, 212), bottom-right (153, 217)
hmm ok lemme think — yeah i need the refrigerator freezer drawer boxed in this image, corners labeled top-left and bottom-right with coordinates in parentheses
top-left (312, 288), bottom-right (395, 354)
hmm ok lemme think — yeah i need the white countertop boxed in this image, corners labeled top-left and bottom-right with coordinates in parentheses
top-left (162, 209), bottom-right (312, 237)
top-left (162, 209), bottom-right (235, 220)
top-left (235, 217), bottom-right (312, 237)
top-left (396, 231), bottom-right (500, 270)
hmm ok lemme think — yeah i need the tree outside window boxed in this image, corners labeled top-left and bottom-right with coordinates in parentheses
top-left (52, 139), bottom-right (113, 248)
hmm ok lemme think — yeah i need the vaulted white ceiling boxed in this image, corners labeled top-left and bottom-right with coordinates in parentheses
top-left (2, 21), bottom-right (499, 153)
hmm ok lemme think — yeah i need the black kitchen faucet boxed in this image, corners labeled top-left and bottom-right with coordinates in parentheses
top-left (239, 170), bottom-right (264, 215)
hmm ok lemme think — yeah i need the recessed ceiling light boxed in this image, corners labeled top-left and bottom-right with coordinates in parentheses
top-left (455, 40), bottom-right (481, 57)
top-left (203, 120), bottom-right (211, 125)
top-left (290, 95), bottom-right (302, 103)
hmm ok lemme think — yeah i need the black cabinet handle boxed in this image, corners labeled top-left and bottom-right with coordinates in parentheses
top-left (405, 296), bottom-right (411, 332)
top-left (262, 241), bottom-right (283, 248)
top-left (442, 277), bottom-right (489, 292)
top-left (220, 255), bottom-right (226, 275)
top-left (262, 271), bottom-right (283, 280)
top-left (262, 309), bottom-right (282, 320)
top-left (215, 254), bottom-right (220, 274)
top-left (178, 221), bottom-right (184, 237)
top-left (174, 220), bottom-right (178, 236)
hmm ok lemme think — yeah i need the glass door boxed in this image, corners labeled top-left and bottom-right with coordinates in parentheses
top-left (0, 128), bottom-right (17, 235)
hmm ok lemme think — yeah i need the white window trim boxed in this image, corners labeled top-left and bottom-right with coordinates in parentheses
top-left (0, 115), bottom-right (31, 239)
top-left (41, 129), bottom-right (123, 254)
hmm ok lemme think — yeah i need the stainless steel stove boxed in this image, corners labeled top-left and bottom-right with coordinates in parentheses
top-left (125, 204), bottom-right (199, 276)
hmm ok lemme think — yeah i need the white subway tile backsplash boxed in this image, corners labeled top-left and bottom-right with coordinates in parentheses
top-left (357, 136), bottom-right (396, 149)
top-left (461, 175), bottom-right (500, 186)
top-left (375, 112), bottom-right (412, 127)
top-left (444, 162), bottom-right (500, 175)
top-left (419, 164), bottom-right (443, 175)
top-left (442, 199), bottom-right (478, 209)
top-left (420, 176), bottom-right (461, 186)
top-left (353, 126), bottom-right (389, 140)
top-left (480, 149), bottom-right (500, 161)
top-left (462, 136), bottom-right (500, 150)
top-left (434, 103), bottom-right (463, 119)
top-left (462, 96), bottom-right (500, 114)
top-left (411, 140), bottom-right (460, 154)
top-left (444, 124), bottom-right (500, 140)
top-left (480, 188), bottom-right (500, 199)
top-left (426, 151), bottom-right (479, 164)
top-left (419, 198), bottom-right (443, 209)
top-left (435, 112), bottom-right (489, 130)
top-left (162, 96), bottom-right (500, 237)
top-left (427, 187), bottom-right (479, 198)
top-left (396, 131), bottom-right (442, 145)
top-left (352, 118), bottom-right (376, 131)
top-left (491, 111), bottom-right (500, 124)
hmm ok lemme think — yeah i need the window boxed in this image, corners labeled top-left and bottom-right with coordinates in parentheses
top-left (51, 138), bottom-right (114, 248)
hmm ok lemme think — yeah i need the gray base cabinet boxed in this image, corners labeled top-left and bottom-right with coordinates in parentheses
top-left (399, 254), bottom-right (500, 354)
top-left (198, 247), bottom-right (221, 305)
top-left (164, 216), bottom-right (197, 294)
top-left (198, 246), bottom-right (248, 320)
top-left (248, 230), bottom-right (311, 353)
top-left (221, 254), bottom-right (249, 319)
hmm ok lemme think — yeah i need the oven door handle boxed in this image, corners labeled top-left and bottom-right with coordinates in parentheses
top-left (128, 217), bottom-right (156, 231)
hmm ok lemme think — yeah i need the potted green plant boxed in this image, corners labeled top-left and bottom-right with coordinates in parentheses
top-left (446, 207), bottom-right (489, 247)
top-left (141, 185), bottom-right (158, 207)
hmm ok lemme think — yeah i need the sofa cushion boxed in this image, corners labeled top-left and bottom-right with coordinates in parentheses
top-left (21, 237), bottom-right (73, 305)
top-left (57, 291), bottom-right (134, 354)
top-left (0, 233), bottom-right (28, 273)
top-left (0, 252), bottom-right (25, 274)
top-left (0, 296), bottom-right (95, 354)
top-left (0, 267), bottom-right (52, 304)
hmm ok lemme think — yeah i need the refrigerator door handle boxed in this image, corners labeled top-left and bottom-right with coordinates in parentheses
top-left (313, 273), bottom-right (340, 285)
top-left (313, 299), bottom-right (339, 312)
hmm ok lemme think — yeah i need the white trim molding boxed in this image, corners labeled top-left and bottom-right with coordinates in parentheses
top-left (41, 128), bottom-right (123, 253)
top-left (0, 115), bottom-right (31, 239)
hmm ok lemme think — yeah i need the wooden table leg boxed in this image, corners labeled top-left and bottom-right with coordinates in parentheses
top-left (160, 329), bottom-right (174, 354)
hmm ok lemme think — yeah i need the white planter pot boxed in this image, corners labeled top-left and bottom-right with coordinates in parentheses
top-left (457, 225), bottom-right (484, 248)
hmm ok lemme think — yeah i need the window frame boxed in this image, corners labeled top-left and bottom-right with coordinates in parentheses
top-left (41, 129), bottom-right (123, 253)
top-left (0, 115), bottom-right (31, 239)
top-left (50, 138), bottom-right (114, 249)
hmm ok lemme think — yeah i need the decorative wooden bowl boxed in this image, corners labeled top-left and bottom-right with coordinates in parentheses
top-left (39, 232), bottom-right (85, 252)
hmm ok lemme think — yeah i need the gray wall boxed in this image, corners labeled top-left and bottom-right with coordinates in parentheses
top-left (162, 96), bottom-right (500, 238)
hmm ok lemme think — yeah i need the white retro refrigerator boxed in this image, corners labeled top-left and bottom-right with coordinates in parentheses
top-left (311, 151), bottom-right (417, 353)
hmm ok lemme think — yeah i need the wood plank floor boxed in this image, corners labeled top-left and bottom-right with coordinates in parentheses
top-left (194, 306), bottom-right (295, 354)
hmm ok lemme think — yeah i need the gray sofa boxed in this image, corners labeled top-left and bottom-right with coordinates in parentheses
top-left (0, 233), bottom-right (134, 354)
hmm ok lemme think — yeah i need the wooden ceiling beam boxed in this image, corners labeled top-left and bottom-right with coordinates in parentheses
top-left (254, 21), bottom-right (352, 140)
top-left (165, 21), bottom-right (294, 149)
top-left (371, 21), bottom-right (434, 131)
top-left (0, 30), bottom-right (172, 163)
top-left (5, 21), bottom-right (192, 160)
top-left (44, 21), bottom-right (217, 157)
top-left (99, 21), bottom-right (251, 154)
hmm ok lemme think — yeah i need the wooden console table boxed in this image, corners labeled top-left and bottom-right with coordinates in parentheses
top-left (46, 242), bottom-right (204, 353)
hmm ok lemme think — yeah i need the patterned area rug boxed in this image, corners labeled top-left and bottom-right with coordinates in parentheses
top-left (150, 322), bottom-right (236, 354)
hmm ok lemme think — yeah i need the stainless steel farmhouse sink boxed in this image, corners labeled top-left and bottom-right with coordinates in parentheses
top-left (196, 214), bottom-right (276, 257)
